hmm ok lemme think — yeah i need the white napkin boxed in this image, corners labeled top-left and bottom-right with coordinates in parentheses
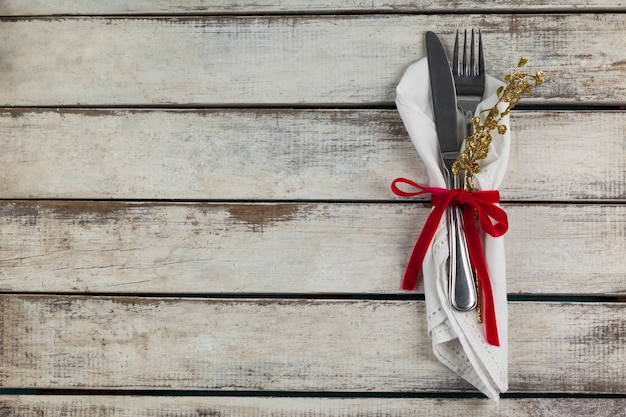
top-left (395, 57), bottom-right (510, 400)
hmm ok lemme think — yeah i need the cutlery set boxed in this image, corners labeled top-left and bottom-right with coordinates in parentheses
top-left (426, 30), bottom-right (485, 312)
top-left (392, 26), bottom-right (548, 397)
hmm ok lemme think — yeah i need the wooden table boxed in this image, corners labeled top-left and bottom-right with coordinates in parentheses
top-left (0, 2), bottom-right (624, 415)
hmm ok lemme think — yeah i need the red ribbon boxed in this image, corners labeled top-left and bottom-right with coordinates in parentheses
top-left (391, 177), bottom-right (508, 346)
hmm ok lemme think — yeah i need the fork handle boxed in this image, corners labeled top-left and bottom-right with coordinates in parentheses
top-left (448, 173), bottom-right (478, 311)
top-left (459, 107), bottom-right (476, 136)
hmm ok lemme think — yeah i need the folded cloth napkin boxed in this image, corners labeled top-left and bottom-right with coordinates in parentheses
top-left (395, 57), bottom-right (510, 400)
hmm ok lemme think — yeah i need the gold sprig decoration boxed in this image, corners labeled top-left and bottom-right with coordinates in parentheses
top-left (452, 57), bottom-right (550, 190)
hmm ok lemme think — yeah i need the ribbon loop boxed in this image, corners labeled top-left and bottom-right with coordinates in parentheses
top-left (391, 177), bottom-right (508, 346)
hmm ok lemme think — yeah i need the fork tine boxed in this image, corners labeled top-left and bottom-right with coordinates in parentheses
top-left (469, 29), bottom-right (475, 76)
top-left (452, 30), bottom-right (459, 75)
top-left (462, 29), bottom-right (468, 75)
top-left (477, 29), bottom-right (484, 75)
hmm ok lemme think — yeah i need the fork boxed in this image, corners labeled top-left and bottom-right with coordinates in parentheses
top-left (453, 29), bottom-right (486, 143)
top-left (447, 29), bottom-right (485, 312)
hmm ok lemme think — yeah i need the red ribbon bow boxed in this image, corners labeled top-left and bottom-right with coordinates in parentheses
top-left (391, 177), bottom-right (508, 346)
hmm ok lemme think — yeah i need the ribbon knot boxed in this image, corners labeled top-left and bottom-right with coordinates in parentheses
top-left (391, 177), bottom-right (508, 346)
top-left (456, 189), bottom-right (470, 204)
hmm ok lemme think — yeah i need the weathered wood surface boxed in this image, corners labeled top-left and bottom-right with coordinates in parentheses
top-left (0, 0), bottom-right (623, 412)
top-left (0, 109), bottom-right (623, 200)
top-left (1, 1), bottom-right (623, 15)
top-left (0, 296), bottom-right (623, 393)
top-left (0, 201), bottom-right (623, 295)
top-left (1, 395), bottom-right (625, 417)
top-left (0, 15), bottom-right (624, 106)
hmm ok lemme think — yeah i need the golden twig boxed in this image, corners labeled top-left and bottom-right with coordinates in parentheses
top-left (452, 57), bottom-right (551, 190)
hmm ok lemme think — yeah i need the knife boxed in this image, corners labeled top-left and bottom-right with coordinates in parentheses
top-left (425, 31), bottom-right (477, 312)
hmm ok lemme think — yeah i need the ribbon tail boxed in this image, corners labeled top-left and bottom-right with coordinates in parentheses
top-left (401, 203), bottom-right (447, 290)
top-left (463, 207), bottom-right (500, 346)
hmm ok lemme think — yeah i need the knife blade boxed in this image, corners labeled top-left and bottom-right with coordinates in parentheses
top-left (426, 32), bottom-right (458, 165)
top-left (425, 31), bottom-right (477, 312)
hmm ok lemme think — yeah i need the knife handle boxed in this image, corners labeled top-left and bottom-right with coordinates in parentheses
top-left (448, 174), bottom-right (478, 312)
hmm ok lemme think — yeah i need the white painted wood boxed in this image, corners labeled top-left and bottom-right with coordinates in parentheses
top-left (0, 202), bottom-right (623, 295)
top-left (0, 296), bottom-right (623, 393)
top-left (1, 395), bottom-right (625, 417)
top-left (0, 1), bottom-right (622, 15)
top-left (0, 3), bottom-right (622, 411)
top-left (0, 15), bottom-right (623, 106)
top-left (0, 110), bottom-right (623, 200)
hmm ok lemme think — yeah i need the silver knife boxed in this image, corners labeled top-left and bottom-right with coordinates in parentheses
top-left (425, 31), bottom-right (477, 311)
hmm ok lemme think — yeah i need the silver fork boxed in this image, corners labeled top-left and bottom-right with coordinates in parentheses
top-left (447, 29), bottom-right (485, 312)
top-left (453, 29), bottom-right (486, 142)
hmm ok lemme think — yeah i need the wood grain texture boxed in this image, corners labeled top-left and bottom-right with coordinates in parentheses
top-left (0, 296), bottom-right (624, 393)
top-left (0, 15), bottom-right (623, 106)
top-left (0, 109), bottom-right (623, 200)
top-left (0, 1), bottom-right (622, 414)
top-left (0, 201), bottom-right (623, 295)
top-left (0, 1), bottom-right (623, 15)
top-left (1, 395), bottom-right (625, 417)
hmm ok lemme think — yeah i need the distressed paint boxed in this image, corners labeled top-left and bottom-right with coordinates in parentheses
top-left (0, 15), bottom-right (623, 105)
top-left (0, 0), bottom-right (623, 412)
top-left (0, 110), bottom-right (623, 200)
top-left (0, 1), bottom-right (623, 14)
top-left (0, 296), bottom-right (624, 393)
top-left (0, 396), bottom-right (625, 417)
top-left (0, 202), bottom-right (623, 295)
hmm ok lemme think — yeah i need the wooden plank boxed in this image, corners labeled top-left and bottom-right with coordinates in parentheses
top-left (0, 202), bottom-right (623, 295)
top-left (0, 296), bottom-right (624, 393)
top-left (0, 109), bottom-right (623, 200)
top-left (1, 395), bottom-right (625, 417)
top-left (504, 110), bottom-right (626, 201)
top-left (0, 1), bottom-right (623, 15)
top-left (0, 15), bottom-right (623, 106)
